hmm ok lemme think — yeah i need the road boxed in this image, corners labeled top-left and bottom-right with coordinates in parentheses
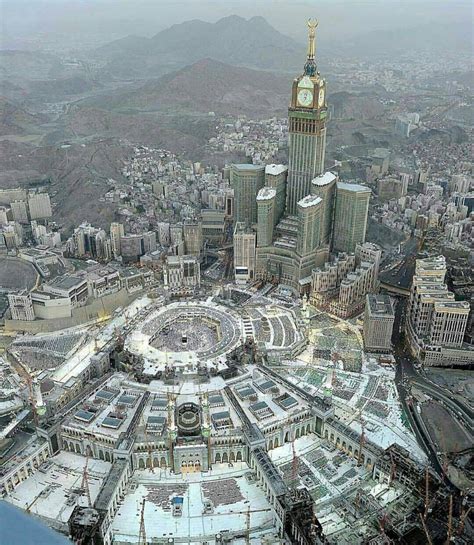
top-left (393, 330), bottom-right (471, 491)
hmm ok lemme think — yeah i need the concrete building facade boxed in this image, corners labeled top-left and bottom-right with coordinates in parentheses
top-left (363, 294), bottom-right (395, 353)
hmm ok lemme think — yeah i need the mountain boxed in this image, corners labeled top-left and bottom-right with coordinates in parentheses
top-left (81, 58), bottom-right (291, 117)
top-left (94, 15), bottom-right (304, 79)
top-left (0, 97), bottom-right (48, 136)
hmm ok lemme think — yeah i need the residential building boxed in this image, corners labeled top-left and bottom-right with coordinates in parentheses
top-left (231, 164), bottom-right (265, 225)
top-left (233, 222), bottom-right (256, 283)
top-left (28, 193), bottom-right (52, 220)
top-left (332, 182), bottom-right (371, 254)
top-left (10, 200), bottom-right (28, 224)
top-left (363, 294), bottom-right (395, 353)
top-left (8, 291), bottom-right (35, 321)
top-left (311, 171), bottom-right (337, 246)
top-left (163, 255), bottom-right (201, 294)
top-left (264, 164), bottom-right (287, 224)
top-left (257, 188), bottom-right (277, 247)
top-left (110, 223), bottom-right (124, 257)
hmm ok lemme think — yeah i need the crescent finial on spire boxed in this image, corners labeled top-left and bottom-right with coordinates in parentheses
top-left (307, 18), bottom-right (318, 59)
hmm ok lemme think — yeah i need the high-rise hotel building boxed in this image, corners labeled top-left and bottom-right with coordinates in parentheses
top-left (286, 20), bottom-right (328, 215)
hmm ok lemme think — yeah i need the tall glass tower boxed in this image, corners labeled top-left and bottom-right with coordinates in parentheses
top-left (286, 20), bottom-right (328, 215)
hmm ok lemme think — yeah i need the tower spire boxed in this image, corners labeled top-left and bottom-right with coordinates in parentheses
top-left (304, 19), bottom-right (318, 77)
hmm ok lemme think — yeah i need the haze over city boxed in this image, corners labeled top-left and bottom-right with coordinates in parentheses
top-left (0, 1), bottom-right (472, 545)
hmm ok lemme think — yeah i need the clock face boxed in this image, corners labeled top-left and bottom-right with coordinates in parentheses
top-left (297, 88), bottom-right (313, 107)
top-left (318, 87), bottom-right (325, 108)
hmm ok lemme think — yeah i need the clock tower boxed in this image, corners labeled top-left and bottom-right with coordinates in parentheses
top-left (286, 19), bottom-right (328, 215)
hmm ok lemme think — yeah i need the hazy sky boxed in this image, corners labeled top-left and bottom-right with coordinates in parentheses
top-left (2, 1), bottom-right (472, 49)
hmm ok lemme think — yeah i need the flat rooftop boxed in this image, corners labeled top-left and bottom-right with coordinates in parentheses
top-left (336, 181), bottom-right (371, 193)
top-left (367, 294), bottom-right (394, 317)
top-left (5, 452), bottom-right (111, 525)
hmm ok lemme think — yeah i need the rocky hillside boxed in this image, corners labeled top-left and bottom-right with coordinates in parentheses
top-left (82, 58), bottom-right (291, 117)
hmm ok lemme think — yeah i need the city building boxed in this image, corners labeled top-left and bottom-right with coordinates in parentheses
top-left (8, 290), bottom-right (35, 321)
top-left (42, 274), bottom-right (89, 308)
top-left (163, 255), bottom-right (201, 295)
top-left (310, 171), bottom-right (337, 246)
top-left (332, 182), bottom-right (371, 254)
top-left (110, 222), bottom-right (124, 258)
top-left (28, 193), bottom-right (52, 220)
top-left (406, 256), bottom-right (474, 366)
top-left (363, 294), bottom-right (395, 353)
top-left (234, 222), bottom-right (256, 283)
top-left (286, 21), bottom-right (328, 214)
top-left (311, 242), bottom-right (381, 318)
top-left (231, 164), bottom-right (265, 225)
top-left (10, 200), bottom-right (28, 224)
top-left (256, 188), bottom-right (277, 247)
top-left (201, 209), bottom-right (226, 246)
top-left (264, 164), bottom-right (287, 224)
top-left (183, 222), bottom-right (203, 257)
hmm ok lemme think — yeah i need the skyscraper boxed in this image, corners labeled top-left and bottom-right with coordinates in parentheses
top-left (264, 164), bottom-right (287, 224)
top-left (257, 188), bottom-right (277, 247)
top-left (231, 164), bottom-right (265, 225)
top-left (234, 222), bottom-right (256, 283)
top-left (296, 195), bottom-right (322, 256)
top-left (332, 182), bottom-right (371, 254)
top-left (110, 222), bottom-right (124, 257)
top-left (311, 171), bottom-right (337, 246)
top-left (286, 20), bottom-right (328, 215)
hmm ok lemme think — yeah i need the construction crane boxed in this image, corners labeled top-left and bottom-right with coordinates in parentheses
top-left (291, 440), bottom-right (298, 487)
top-left (24, 370), bottom-right (39, 432)
top-left (138, 499), bottom-right (146, 545)
top-left (424, 467), bottom-right (430, 520)
top-left (26, 489), bottom-right (44, 514)
top-left (457, 506), bottom-right (472, 536)
top-left (81, 456), bottom-right (92, 508)
top-left (445, 494), bottom-right (453, 545)
top-left (388, 450), bottom-right (396, 486)
top-left (419, 513), bottom-right (433, 545)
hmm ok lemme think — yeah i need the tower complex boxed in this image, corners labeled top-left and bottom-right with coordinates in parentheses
top-left (286, 19), bottom-right (328, 215)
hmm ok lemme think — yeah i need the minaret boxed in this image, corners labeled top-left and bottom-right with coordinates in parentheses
top-left (286, 19), bottom-right (328, 216)
top-left (167, 392), bottom-right (177, 472)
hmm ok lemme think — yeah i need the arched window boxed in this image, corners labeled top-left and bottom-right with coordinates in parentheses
top-left (215, 453), bottom-right (221, 463)
top-left (222, 452), bottom-right (228, 463)
top-left (138, 458), bottom-right (145, 469)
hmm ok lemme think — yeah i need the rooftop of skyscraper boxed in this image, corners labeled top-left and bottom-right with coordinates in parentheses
top-left (336, 181), bottom-right (371, 193)
top-left (297, 194), bottom-right (322, 208)
top-left (312, 171), bottom-right (337, 187)
top-left (265, 164), bottom-right (287, 176)
top-left (257, 187), bottom-right (277, 201)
